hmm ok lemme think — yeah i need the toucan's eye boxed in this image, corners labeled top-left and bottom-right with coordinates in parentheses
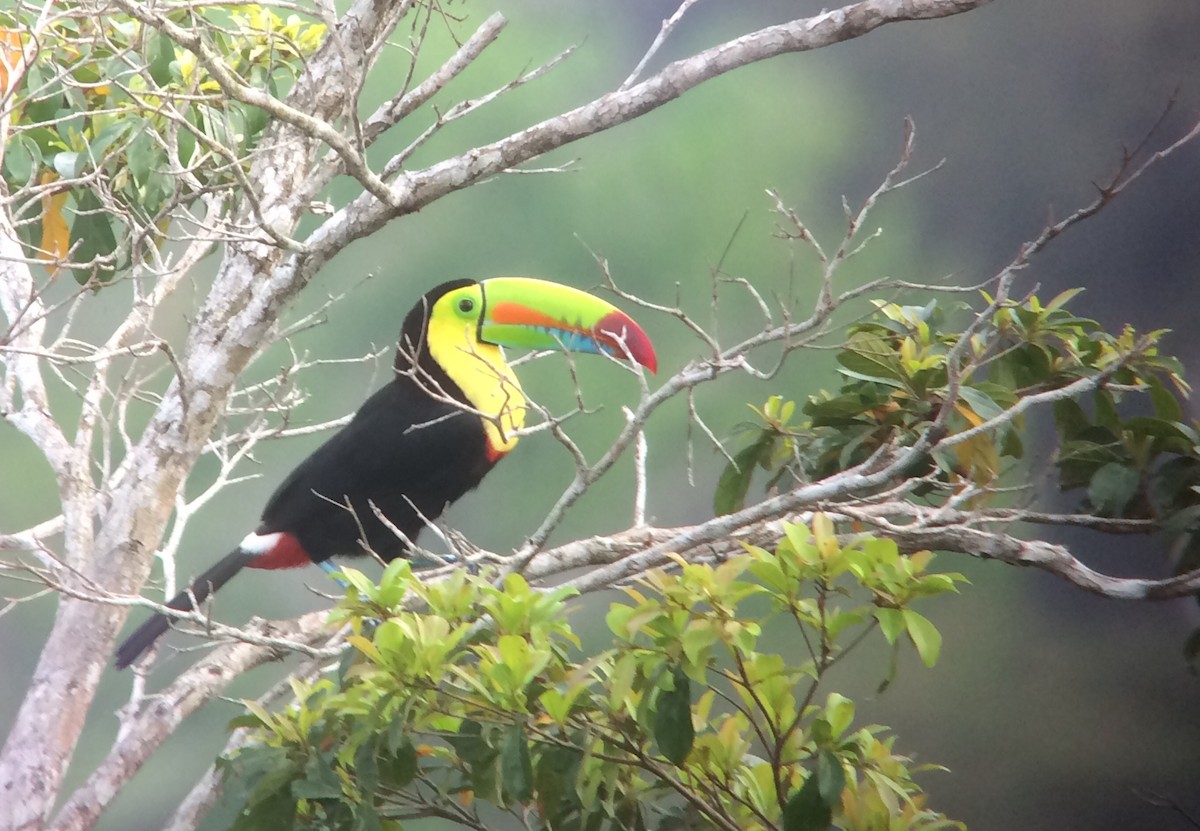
top-left (458, 297), bottom-right (475, 313)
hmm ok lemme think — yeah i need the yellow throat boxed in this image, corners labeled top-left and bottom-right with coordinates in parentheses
top-left (426, 313), bottom-right (527, 456)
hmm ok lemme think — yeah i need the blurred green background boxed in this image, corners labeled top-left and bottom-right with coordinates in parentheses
top-left (2, 1), bottom-right (1199, 828)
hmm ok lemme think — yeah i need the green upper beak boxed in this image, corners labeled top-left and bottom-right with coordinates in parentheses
top-left (477, 277), bottom-right (657, 373)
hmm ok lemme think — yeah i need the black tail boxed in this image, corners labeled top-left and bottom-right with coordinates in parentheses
top-left (115, 549), bottom-right (254, 669)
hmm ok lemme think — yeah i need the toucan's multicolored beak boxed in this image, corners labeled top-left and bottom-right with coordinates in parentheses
top-left (478, 277), bottom-right (657, 373)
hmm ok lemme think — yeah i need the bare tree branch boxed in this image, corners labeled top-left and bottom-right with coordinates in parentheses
top-left (49, 611), bottom-right (334, 831)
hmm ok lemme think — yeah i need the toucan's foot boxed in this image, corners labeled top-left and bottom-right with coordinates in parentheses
top-left (408, 551), bottom-right (482, 575)
top-left (409, 551), bottom-right (458, 570)
top-left (316, 559), bottom-right (350, 589)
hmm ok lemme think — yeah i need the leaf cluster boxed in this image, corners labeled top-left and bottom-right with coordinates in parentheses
top-left (716, 290), bottom-right (1191, 512)
top-left (1, 5), bottom-right (325, 283)
top-left (216, 518), bottom-right (965, 831)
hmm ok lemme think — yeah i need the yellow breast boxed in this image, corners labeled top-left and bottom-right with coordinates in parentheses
top-left (426, 317), bottom-right (527, 455)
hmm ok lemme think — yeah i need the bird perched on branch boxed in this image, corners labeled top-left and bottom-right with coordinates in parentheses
top-left (115, 277), bottom-right (656, 669)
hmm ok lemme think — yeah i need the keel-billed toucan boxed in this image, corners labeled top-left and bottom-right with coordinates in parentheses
top-left (115, 278), bottom-right (656, 669)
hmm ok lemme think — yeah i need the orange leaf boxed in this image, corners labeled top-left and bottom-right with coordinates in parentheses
top-left (953, 401), bottom-right (985, 427)
top-left (0, 28), bottom-right (27, 97)
top-left (38, 171), bottom-right (69, 276)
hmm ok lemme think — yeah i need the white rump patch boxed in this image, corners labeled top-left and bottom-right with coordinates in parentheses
top-left (239, 531), bottom-right (282, 555)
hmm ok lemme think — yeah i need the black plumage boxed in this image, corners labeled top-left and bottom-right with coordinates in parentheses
top-left (258, 369), bottom-right (492, 563)
top-left (115, 276), bottom-right (656, 669)
top-left (116, 281), bottom-right (496, 669)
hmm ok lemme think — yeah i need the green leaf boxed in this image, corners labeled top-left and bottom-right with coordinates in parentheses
top-left (956, 385), bottom-right (1005, 422)
top-left (354, 736), bottom-right (380, 795)
top-left (448, 719), bottom-right (493, 767)
top-left (714, 433), bottom-right (774, 515)
top-left (147, 30), bottom-right (176, 86)
top-left (654, 664), bottom-right (694, 766)
top-left (1094, 389), bottom-right (1120, 433)
top-left (824, 693), bottom-right (855, 738)
top-left (381, 733), bottom-right (418, 789)
top-left (835, 367), bottom-right (908, 390)
top-left (816, 749), bottom-right (846, 806)
top-left (680, 621), bottom-right (718, 666)
top-left (352, 804), bottom-right (383, 831)
top-left (338, 566), bottom-right (376, 596)
top-left (783, 773), bottom-right (832, 831)
top-left (500, 724), bottom-right (533, 803)
top-left (228, 786), bottom-right (297, 831)
top-left (69, 189), bottom-right (119, 284)
top-left (1148, 375), bottom-right (1184, 422)
top-left (534, 742), bottom-right (582, 820)
top-left (837, 332), bottom-right (906, 384)
top-left (53, 151), bottom-right (81, 179)
top-left (875, 607), bottom-right (904, 644)
top-left (3, 136), bottom-right (35, 184)
top-left (903, 609), bottom-right (942, 668)
top-left (1044, 287), bottom-right (1085, 312)
top-left (1052, 398), bottom-right (1091, 441)
top-left (83, 120), bottom-right (133, 171)
top-left (292, 752), bottom-right (342, 800)
top-left (209, 747), bottom-right (298, 831)
top-left (1087, 462), bottom-right (1141, 517)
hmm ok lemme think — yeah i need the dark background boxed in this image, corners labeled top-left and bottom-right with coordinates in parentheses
top-left (1, 2), bottom-right (1198, 828)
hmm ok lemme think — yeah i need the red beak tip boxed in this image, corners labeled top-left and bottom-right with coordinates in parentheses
top-left (597, 311), bottom-right (658, 373)
top-left (643, 350), bottom-right (659, 375)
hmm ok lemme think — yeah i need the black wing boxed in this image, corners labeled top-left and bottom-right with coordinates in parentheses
top-left (258, 378), bottom-right (494, 563)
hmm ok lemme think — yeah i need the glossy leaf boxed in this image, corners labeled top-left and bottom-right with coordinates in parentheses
top-left (1148, 375), bottom-right (1185, 422)
top-left (69, 189), bottom-right (118, 284)
top-left (837, 332), bottom-right (906, 385)
top-left (816, 749), bottom-right (846, 806)
top-left (783, 773), bottom-right (832, 831)
top-left (1087, 462), bottom-right (1140, 517)
top-left (1052, 398), bottom-right (1091, 441)
top-left (147, 29), bottom-right (175, 86)
top-left (903, 609), bottom-right (942, 668)
top-left (500, 724), bottom-right (533, 803)
top-left (654, 664), bottom-right (694, 765)
top-left (211, 747), bottom-right (299, 831)
top-left (292, 752), bottom-right (342, 800)
top-left (714, 433), bottom-right (774, 515)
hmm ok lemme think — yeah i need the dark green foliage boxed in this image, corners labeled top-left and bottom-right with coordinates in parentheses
top-left (652, 665), bottom-right (694, 766)
top-left (714, 396), bottom-right (798, 515)
top-left (719, 291), bottom-right (1197, 539)
top-left (209, 746), bottom-right (299, 831)
top-left (783, 772), bottom-right (832, 831)
top-left (713, 288), bottom-right (1200, 668)
top-left (219, 525), bottom-right (964, 831)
